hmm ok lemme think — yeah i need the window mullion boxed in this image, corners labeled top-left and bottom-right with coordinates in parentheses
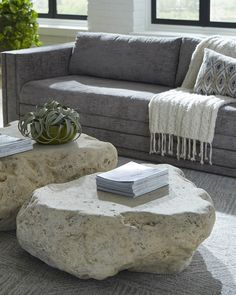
top-left (49, 0), bottom-right (57, 18)
top-left (200, 0), bottom-right (210, 26)
top-left (151, 0), bottom-right (157, 23)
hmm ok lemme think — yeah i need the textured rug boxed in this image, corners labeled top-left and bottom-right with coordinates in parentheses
top-left (0, 158), bottom-right (235, 295)
top-left (0, 80), bottom-right (3, 128)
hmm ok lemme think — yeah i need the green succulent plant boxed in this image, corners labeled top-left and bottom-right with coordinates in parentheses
top-left (0, 0), bottom-right (42, 52)
top-left (18, 100), bottom-right (82, 144)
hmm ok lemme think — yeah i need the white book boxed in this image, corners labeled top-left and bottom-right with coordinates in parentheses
top-left (97, 161), bottom-right (167, 183)
top-left (96, 162), bottom-right (168, 198)
top-left (0, 134), bottom-right (29, 145)
top-left (0, 134), bottom-right (33, 158)
top-left (97, 174), bottom-right (168, 197)
top-left (0, 146), bottom-right (33, 158)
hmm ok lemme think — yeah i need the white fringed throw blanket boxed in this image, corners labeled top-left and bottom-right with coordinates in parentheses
top-left (149, 36), bottom-right (236, 164)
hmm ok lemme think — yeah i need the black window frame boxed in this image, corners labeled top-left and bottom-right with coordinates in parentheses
top-left (151, 0), bottom-right (236, 28)
top-left (38, 0), bottom-right (87, 20)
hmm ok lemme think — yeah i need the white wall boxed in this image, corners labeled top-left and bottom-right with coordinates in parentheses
top-left (88, 0), bottom-right (147, 34)
top-left (88, 0), bottom-right (133, 34)
top-left (133, 0), bottom-right (147, 32)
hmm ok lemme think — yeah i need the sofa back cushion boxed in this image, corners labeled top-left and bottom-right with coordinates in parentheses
top-left (69, 32), bottom-right (182, 87)
top-left (175, 37), bottom-right (201, 87)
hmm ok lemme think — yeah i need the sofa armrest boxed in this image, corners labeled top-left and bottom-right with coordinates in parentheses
top-left (1, 42), bottom-right (74, 125)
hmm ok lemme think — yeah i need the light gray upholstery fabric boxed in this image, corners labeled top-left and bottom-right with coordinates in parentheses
top-left (216, 104), bottom-right (236, 137)
top-left (20, 75), bottom-right (171, 122)
top-left (19, 103), bottom-right (236, 152)
top-left (175, 37), bottom-right (201, 87)
top-left (69, 32), bottom-right (182, 87)
top-left (82, 127), bottom-right (236, 177)
top-left (1, 43), bottom-right (73, 125)
top-left (78, 116), bottom-right (236, 152)
top-left (20, 75), bottom-right (236, 137)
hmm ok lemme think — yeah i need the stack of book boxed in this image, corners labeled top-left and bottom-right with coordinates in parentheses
top-left (0, 134), bottom-right (33, 158)
top-left (96, 161), bottom-right (168, 198)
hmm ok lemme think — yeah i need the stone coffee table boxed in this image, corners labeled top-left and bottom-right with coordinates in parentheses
top-left (0, 122), bottom-right (117, 231)
top-left (17, 164), bottom-right (215, 280)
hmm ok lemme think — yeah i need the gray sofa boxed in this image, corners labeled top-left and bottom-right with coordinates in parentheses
top-left (2, 32), bottom-right (236, 177)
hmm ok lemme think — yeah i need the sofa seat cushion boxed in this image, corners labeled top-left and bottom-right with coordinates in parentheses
top-left (20, 75), bottom-right (236, 137)
top-left (20, 75), bottom-right (171, 122)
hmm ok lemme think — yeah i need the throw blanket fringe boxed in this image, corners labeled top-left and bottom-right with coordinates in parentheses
top-left (150, 134), bottom-right (212, 165)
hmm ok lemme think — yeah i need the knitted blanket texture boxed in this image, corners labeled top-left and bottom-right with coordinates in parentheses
top-left (149, 36), bottom-right (236, 164)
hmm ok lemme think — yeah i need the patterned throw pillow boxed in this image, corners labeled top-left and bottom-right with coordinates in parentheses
top-left (194, 48), bottom-right (236, 98)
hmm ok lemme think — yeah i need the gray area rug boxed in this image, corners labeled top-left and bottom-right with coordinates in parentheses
top-left (0, 84), bottom-right (3, 128)
top-left (0, 157), bottom-right (235, 295)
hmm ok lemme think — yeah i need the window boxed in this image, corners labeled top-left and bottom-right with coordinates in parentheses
top-left (152, 0), bottom-right (236, 28)
top-left (156, 0), bottom-right (199, 22)
top-left (32, 0), bottom-right (87, 20)
top-left (210, 0), bottom-right (236, 23)
top-left (32, 0), bottom-right (49, 14)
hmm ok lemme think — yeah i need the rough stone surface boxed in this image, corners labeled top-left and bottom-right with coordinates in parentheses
top-left (17, 164), bottom-right (215, 280)
top-left (0, 122), bottom-right (117, 231)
